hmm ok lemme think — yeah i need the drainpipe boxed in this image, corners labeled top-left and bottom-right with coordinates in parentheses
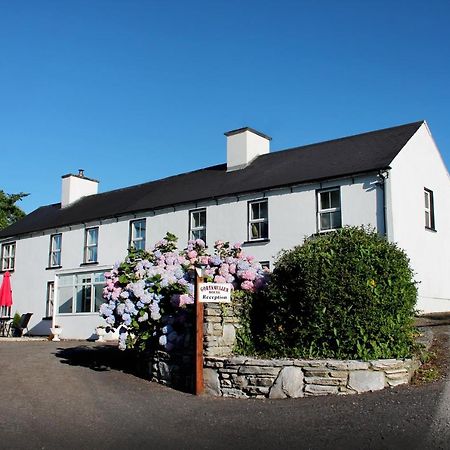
top-left (377, 169), bottom-right (392, 240)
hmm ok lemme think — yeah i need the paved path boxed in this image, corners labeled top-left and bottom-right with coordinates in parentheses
top-left (0, 329), bottom-right (449, 450)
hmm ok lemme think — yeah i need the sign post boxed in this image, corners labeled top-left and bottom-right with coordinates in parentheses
top-left (194, 269), bottom-right (205, 395)
top-left (194, 272), bottom-right (232, 395)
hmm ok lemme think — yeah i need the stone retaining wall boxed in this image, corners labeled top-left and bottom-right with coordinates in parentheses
top-left (204, 356), bottom-right (419, 398)
top-left (146, 302), bottom-right (420, 398)
top-left (202, 302), bottom-right (420, 399)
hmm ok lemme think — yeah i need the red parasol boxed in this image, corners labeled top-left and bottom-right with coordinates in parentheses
top-left (0, 272), bottom-right (13, 311)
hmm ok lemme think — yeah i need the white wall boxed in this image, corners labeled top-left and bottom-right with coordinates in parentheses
top-left (4, 173), bottom-right (381, 339)
top-left (389, 123), bottom-right (450, 313)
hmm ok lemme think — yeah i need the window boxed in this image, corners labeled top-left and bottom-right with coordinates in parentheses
top-left (189, 209), bottom-right (206, 242)
top-left (424, 188), bottom-right (435, 230)
top-left (1, 242), bottom-right (16, 271)
top-left (46, 282), bottom-right (54, 318)
top-left (49, 234), bottom-right (62, 267)
top-left (248, 200), bottom-right (268, 240)
top-left (57, 271), bottom-right (105, 314)
top-left (259, 261), bottom-right (270, 270)
top-left (84, 228), bottom-right (98, 263)
top-left (317, 188), bottom-right (342, 232)
top-left (129, 219), bottom-right (146, 250)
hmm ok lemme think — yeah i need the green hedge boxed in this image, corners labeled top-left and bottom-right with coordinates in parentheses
top-left (245, 227), bottom-right (418, 360)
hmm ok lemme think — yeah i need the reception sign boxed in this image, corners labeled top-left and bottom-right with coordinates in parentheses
top-left (199, 282), bottom-right (232, 303)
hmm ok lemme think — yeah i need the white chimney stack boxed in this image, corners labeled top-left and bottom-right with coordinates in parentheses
top-left (224, 127), bottom-right (271, 171)
top-left (61, 169), bottom-right (99, 207)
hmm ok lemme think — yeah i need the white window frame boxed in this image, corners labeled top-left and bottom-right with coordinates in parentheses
top-left (1, 242), bottom-right (16, 271)
top-left (189, 209), bottom-right (207, 243)
top-left (46, 281), bottom-right (54, 318)
top-left (57, 271), bottom-right (106, 315)
top-left (129, 219), bottom-right (146, 251)
top-left (317, 188), bottom-right (342, 233)
top-left (49, 233), bottom-right (62, 267)
top-left (248, 199), bottom-right (269, 241)
top-left (424, 188), bottom-right (436, 230)
top-left (84, 227), bottom-right (99, 263)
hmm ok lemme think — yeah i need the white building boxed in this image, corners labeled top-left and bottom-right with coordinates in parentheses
top-left (1, 121), bottom-right (449, 339)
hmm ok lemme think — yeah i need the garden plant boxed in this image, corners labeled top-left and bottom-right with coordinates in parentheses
top-left (100, 233), bottom-right (268, 353)
top-left (253, 226), bottom-right (418, 360)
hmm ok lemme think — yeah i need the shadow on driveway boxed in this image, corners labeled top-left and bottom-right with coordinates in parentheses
top-left (55, 343), bottom-right (142, 376)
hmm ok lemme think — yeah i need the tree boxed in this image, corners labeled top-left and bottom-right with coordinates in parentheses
top-left (0, 191), bottom-right (29, 230)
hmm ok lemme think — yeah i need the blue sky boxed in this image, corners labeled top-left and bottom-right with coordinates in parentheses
top-left (1, 0), bottom-right (449, 213)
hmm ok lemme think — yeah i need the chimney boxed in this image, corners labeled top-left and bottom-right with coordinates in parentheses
top-left (61, 169), bottom-right (99, 207)
top-left (224, 127), bottom-right (271, 171)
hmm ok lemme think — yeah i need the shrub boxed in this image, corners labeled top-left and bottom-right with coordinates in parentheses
top-left (258, 227), bottom-right (417, 360)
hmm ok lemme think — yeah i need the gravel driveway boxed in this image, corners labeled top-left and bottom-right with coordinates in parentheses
top-left (0, 326), bottom-right (449, 450)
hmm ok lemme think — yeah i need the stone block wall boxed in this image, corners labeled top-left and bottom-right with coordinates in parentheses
top-left (203, 303), bottom-right (239, 357)
top-left (204, 356), bottom-right (419, 398)
top-left (146, 301), bottom-right (420, 398)
top-left (202, 301), bottom-right (420, 399)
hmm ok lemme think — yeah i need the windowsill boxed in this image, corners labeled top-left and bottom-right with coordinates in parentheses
top-left (46, 265), bottom-right (62, 270)
top-left (425, 227), bottom-right (437, 233)
top-left (318, 228), bottom-right (340, 234)
top-left (56, 312), bottom-right (100, 316)
top-left (0, 269), bottom-right (14, 274)
top-left (243, 239), bottom-right (270, 246)
top-left (80, 262), bottom-right (99, 267)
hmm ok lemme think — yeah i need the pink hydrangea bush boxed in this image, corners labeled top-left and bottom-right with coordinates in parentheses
top-left (100, 232), bottom-right (268, 352)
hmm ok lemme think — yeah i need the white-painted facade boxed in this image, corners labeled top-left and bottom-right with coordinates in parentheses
top-left (1, 122), bottom-right (449, 339)
top-left (388, 123), bottom-right (450, 313)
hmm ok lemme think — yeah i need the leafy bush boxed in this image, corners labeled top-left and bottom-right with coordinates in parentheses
top-left (258, 227), bottom-right (417, 360)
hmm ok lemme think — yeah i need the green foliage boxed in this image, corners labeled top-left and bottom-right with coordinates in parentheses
top-left (231, 290), bottom-right (257, 355)
top-left (12, 312), bottom-right (21, 327)
top-left (257, 227), bottom-right (418, 360)
top-left (0, 191), bottom-right (28, 230)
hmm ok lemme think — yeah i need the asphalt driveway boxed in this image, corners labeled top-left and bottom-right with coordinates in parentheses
top-left (0, 327), bottom-right (449, 450)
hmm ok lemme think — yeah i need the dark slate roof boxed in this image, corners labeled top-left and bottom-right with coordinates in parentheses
top-left (0, 121), bottom-right (423, 239)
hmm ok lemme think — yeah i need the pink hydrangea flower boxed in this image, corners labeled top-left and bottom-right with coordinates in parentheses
top-left (187, 250), bottom-right (197, 259)
top-left (241, 269), bottom-right (257, 281)
top-left (200, 256), bottom-right (209, 265)
top-left (228, 263), bottom-right (237, 275)
top-left (195, 239), bottom-right (206, 248)
top-left (179, 294), bottom-right (194, 306)
top-left (219, 263), bottom-right (229, 277)
top-left (241, 280), bottom-right (254, 291)
top-left (214, 275), bottom-right (226, 283)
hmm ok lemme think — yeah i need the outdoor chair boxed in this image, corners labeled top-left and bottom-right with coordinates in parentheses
top-left (8, 313), bottom-right (33, 337)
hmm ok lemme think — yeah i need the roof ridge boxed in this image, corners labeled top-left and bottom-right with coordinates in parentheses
top-left (268, 120), bottom-right (424, 156)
